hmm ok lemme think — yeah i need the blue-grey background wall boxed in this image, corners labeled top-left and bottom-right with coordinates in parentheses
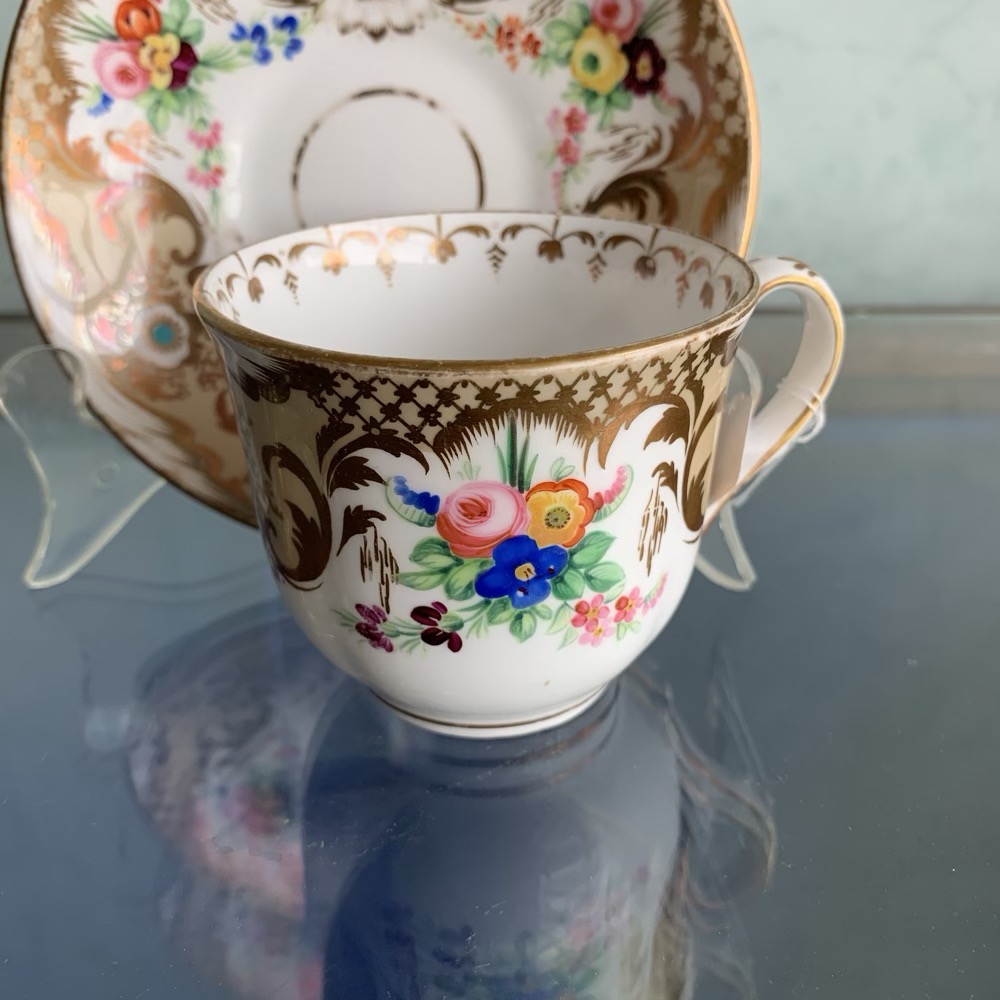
top-left (0, 0), bottom-right (996, 312)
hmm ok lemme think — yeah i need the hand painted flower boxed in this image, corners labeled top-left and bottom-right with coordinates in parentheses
top-left (355, 603), bottom-right (392, 652)
top-left (572, 594), bottom-right (609, 630)
top-left (570, 26), bottom-right (630, 96)
top-left (436, 481), bottom-right (529, 558)
top-left (525, 478), bottom-right (595, 548)
top-left (138, 33), bottom-right (181, 91)
top-left (168, 42), bottom-right (200, 90)
top-left (580, 619), bottom-right (612, 646)
top-left (411, 601), bottom-right (463, 652)
top-left (556, 137), bottom-right (581, 166)
top-left (474, 535), bottom-right (568, 609)
top-left (614, 586), bottom-right (642, 622)
top-left (590, 0), bottom-right (643, 42)
top-left (114, 0), bottom-right (162, 41)
top-left (622, 36), bottom-right (667, 95)
top-left (564, 106), bottom-right (589, 135)
top-left (94, 40), bottom-right (150, 99)
top-left (189, 120), bottom-right (222, 150)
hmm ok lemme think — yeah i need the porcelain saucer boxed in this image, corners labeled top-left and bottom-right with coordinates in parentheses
top-left (2, 0), bottom-right (758, 522)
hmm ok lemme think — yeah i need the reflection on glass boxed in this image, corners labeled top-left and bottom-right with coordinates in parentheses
top-left (125, 606), bottom-right (774, 999)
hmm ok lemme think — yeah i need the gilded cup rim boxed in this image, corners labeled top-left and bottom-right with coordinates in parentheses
top-left (192, 211), bottom-right (761, 374)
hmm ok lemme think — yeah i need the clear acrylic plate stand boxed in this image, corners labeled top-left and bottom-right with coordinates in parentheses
top-left (0, 343), bottom-right (819, 593)
top-left (0, 345), bottom-right (163, 588)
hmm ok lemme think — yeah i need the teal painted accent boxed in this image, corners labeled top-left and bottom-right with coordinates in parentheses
top-left (151, 322), bottom-right (174, 345)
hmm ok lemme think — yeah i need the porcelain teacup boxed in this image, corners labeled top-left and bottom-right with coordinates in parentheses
top-left (193, 212), bottom-right (843, 736)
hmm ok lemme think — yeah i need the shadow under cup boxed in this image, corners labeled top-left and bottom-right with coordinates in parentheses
top-left (193, 212), bottom-right (832, 735)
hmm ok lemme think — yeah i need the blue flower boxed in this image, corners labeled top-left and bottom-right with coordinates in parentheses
top-left (475, 535), bottom-right (568, 609)
top-left (87, 91), bottom-right (113, 117)
top-left (231, 21), bottom-right (274, 63)
top-left (270, 14), bottom-right (304, 59)
top-left (392, 476), bottom-right (439, 516)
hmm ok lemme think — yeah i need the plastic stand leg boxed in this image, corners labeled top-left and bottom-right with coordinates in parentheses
top-left (0, 345), bottom-right (164, 589)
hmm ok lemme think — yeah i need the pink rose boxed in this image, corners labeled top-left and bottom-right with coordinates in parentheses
top-left (591, 0), bottom-right (643, 41)
top-left (436, 482), bottom-right (529, 558)
top-left (94, 40), bottom-right (150, 99)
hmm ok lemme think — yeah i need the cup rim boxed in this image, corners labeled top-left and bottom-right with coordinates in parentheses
top-left (192, 211), bottom-right (760, 374)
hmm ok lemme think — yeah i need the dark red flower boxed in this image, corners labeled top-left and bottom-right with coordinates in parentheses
top-left (410, 602), bottom-right (463, 652)
top-left (169, 42), bottom-right (199, 90)
top-left (622, 36), bottom-right (666, 96)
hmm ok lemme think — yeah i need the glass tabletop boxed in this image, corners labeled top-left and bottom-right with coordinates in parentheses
top-left (1, 316), bottom-right (999, 999)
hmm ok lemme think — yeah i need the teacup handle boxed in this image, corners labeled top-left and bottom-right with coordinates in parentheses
top-left (706, 257), bottom-right (845, 523)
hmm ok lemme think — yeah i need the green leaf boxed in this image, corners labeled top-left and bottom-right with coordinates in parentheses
top-left (398, 569), bottom-right (447, 590)
top-left (568, 2), bottom-right (591, 30)
top-left (552, 39), bottom-right (576, 63)
top-left (548, 602), bottom-right (573, 634)
top-left (444, 560), bottom-right (487, 601)
top-left (523, 454), bottom-right (538, 492)
top-left (550, 457), bottom-right (575, 480)
top-left (410, 537), bottom-right (457, 570)
top-left (558, 628), bottom-right (579, 650)
top-left (385, 481), bottom-right (437, 527)
top-left (487, 598), bottom-right (515, 625)
top-left (439, 612), bottom-right (464, 632)
top-left (569, 530), bottom-right (615, 568)
top-left (533, 603), bottom-right (554, 621)
top-left (161, 0), bottom-right (191, 33)
top-left (544, 19), bottom-right (580, 44)
top-left (381, 619), bottom-right (402, 638)
top-left (592, 466), bottom-right (633, 522)
top-left (551, 567), bottom-right (586, 601)
top-left (616, 622), bottom-right (628, 641)
top-left (609, 87), bottom-right (633, 110)
top-left (148, 102), bottom-right (172, 136)
top-left (629, 619), bottom-right (642, 634)
top-left (510, 612), bottom-right (537, 643)
top-left (180, 17), bottom-right (205, 44)
top-left (160, 91), bottom-right (181, 115)
top-left (585, 561), bottom-right (626, 593)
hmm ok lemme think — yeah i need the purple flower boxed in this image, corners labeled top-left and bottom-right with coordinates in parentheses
top-left (355, 603), bottom-right (392, 652)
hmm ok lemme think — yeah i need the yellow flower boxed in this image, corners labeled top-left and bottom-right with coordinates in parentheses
top-left (525, 478), bottom-right (596, 548)
top-left (138, 33), bottom-right (181, 91)
top-left (570, 25), bottom-right (629, 96)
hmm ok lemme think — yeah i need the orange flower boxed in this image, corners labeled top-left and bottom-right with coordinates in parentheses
top-left (115, 0), bottom-right (162, 41)
top-left (525, 478), bottom-right (596, 548)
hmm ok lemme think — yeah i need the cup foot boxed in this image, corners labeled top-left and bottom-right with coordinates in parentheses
top-left (372, 686), bottom-right (610, 740)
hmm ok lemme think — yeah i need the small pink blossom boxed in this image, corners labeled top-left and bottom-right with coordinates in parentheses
top-left (579, 620), bottom-right (611, 646)
top-left (572, 594), bottom-right (609, 631)
top-left (556, 137), bottom-right (581, 166)
top-left (614, 586), bottom-right (642, 623)
top-left (94, 40), bottom-right (150, 100)
top-left (564, 107), bottom-right (588, 135)
top-left (187, 164), bottom-right (224, 189)
top-left (188, 120), bottom-right (222, 150)
top-left (546, 107), bottom-right (563, 135)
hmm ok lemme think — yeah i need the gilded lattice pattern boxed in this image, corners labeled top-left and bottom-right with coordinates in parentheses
top-left (225, 321), bottom-right (737, 589)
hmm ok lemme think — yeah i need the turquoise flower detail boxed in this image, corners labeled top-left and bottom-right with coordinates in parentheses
top-left (475, 535), bottom-right (568, 609)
